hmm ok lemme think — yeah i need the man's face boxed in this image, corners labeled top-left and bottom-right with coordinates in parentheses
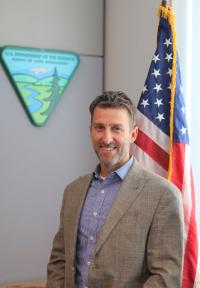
top-left (90, 107), bottom-right (138, 176)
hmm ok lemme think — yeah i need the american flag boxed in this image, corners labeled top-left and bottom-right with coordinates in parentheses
top-left (132, 5), bottom-right (199, 287)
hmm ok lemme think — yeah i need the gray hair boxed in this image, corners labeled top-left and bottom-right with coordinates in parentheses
top-left (89, 91), bottom-right (137, 128)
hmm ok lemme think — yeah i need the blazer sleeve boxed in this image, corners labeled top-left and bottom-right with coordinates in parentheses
top-left (46, 191), bottom-right (66, 288)
top-left (143, 183), bottom-right (184, 288)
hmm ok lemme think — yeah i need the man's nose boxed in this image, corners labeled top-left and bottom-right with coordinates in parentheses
top-left (102, 129), bottom-right (113, 144)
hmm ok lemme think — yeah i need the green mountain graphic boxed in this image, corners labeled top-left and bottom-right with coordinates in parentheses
top-left (35, 76), bottom-right (68, 86)
top-left (0, 46), bottom-right (80, 126)
top-left (13, 74), bottom-right (37, 83)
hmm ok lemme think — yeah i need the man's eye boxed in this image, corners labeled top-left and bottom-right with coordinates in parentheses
top-left (112, 127), bottom-right (122, 132)
top-left (95, 126), bottom-right (104, 131)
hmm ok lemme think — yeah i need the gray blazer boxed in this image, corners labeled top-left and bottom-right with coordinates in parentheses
top-left (47, 161), bottom-right (184, 288)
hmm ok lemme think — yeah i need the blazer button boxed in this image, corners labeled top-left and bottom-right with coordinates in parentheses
top-left (71, 266), bottom-right (75, 272)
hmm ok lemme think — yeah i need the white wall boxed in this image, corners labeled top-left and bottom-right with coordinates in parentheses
top-left (191, 0), bottom-right (200, 228)
top-left (0, 0), bottom-right (104, 284)
top-left (174, 0), bottom-right (200, 232)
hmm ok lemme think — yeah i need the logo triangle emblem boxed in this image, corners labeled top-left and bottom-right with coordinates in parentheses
top-left (0, 46), bottom-right (80, 126)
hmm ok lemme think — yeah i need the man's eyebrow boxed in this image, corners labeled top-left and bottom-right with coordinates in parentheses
top-left (93, 122), bottom-right (123, 127)
top-left (92, 122), bottom-right (104, 126)
top-left (112, 124), bottom-right (123, 127)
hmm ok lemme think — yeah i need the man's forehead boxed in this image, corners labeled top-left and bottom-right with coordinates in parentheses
top-left (92, 107), bottom-right (131, 125)
top-left (93, 107), bottom-right (129, 117)
top-left (94, 106), bottom-right (127, 112)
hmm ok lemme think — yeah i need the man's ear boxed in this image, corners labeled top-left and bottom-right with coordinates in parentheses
top-left (130, 127), bottom-right (138, 143)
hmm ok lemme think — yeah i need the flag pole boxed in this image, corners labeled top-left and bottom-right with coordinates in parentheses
top-left (162, 0), bottom-right (172, 7)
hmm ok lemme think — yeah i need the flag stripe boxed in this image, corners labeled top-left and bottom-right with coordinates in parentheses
top-left (136, 110), bottom-right (169, 151)
top-left (131, 144), bottom-right (168, 177)
top-left (182, 145), bottom-right (192, 229)
top-left (182, 174), bottom-right (199, 288)
top-left (135, 129), bottom-right (169, 170)
top-left (171, 143), bottom-right (185, 191)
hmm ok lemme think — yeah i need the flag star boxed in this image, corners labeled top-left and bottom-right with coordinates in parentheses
top-left (166, 68), bottom-right (172, 77)
top-left (152, 68), bottom-right (161, 78)
top-left (165, 53), bottom-right (173, 62)
top-left (181, 106), bottom-right (186, 114)
top-left (156, 113), bottom-right (165, 122)
top-left (140, 99), bottom-right (150, 108)
top-left (142, 84), bottom-right (148, 94)
top-left (167, 82), bottom-right (172, 90)
top-left (152, 53), bottom-right (160, 63)
top-left (180, 85), bottom-right (184, 94)
top-left (180, 126), bottom-right (187, 135)
top-left (153, 83), bottom-right (162, 93)
top-left (154, 98), bottom-right (163, 107)
top-left (164, 38), bottom-right (172, 47)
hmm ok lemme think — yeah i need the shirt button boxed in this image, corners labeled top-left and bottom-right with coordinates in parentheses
top-left (90, 236), bottom-right (94, 241)
top-left (87, 261), bottom-right (91, 266)
top-left (93, 211), bottom-right (97, 217)
top-left (101, 189), bottom-right (105, 194)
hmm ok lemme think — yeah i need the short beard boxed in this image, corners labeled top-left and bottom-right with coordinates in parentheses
top-left (95, 150), bottom-right (123, 171)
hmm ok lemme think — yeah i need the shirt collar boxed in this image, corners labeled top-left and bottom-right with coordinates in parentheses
top-left (93, 156), bottom-right (134, 180)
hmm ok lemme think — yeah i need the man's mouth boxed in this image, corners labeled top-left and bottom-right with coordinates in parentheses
top-left (101, 147), bottom-right (115, 151)
top-left (99, 144), bottom-right (117, 152)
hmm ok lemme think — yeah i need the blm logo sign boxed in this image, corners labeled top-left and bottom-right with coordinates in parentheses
top-left (0, 46), bottom-right (80, 126)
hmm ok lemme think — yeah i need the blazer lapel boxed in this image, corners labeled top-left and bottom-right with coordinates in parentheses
top-left (94, 162), bottom-right (147, 255)
top-left (64, 174), bottom-right (92, 263)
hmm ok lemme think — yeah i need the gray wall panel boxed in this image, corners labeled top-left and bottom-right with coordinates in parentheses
top-left (0, 55), bottom-right (103, 283)
top-left (0, 0), bottom-right (104, 56)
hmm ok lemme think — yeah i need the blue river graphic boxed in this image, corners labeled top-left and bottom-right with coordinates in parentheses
top-left (22, 85), bottom-right (43, 113)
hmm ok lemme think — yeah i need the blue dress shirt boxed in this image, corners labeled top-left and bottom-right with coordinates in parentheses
top-left (75, 157), bottom-right (134, 288)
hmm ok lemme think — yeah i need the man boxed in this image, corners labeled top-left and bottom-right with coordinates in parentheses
top-left (47, 91), bottom-right (184, 288)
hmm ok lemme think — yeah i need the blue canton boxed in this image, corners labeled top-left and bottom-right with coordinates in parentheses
top-left (138, 16), bottom-right (189, 144)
